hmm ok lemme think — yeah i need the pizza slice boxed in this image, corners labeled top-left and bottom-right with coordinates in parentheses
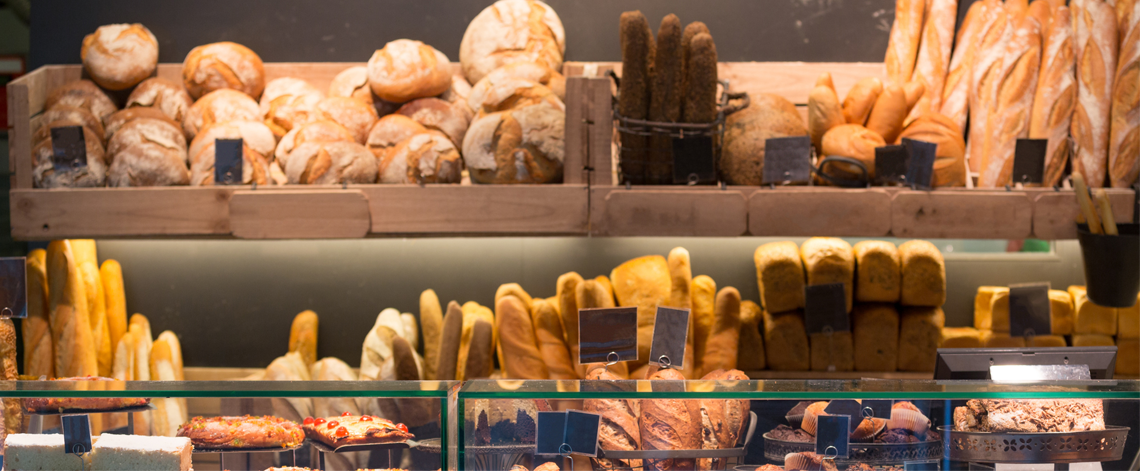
top-left (177, 415), bottom-right (305, 449)
top-left (302, 412), bottom-right (413, 447)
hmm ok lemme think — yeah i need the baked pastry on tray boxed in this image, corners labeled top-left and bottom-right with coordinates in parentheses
top-left (22, 376), bottom-right (150, 413)
top-left (302, 412), bottom-right (413, 447)
top-left (177, 415), bottom-right (305, 449)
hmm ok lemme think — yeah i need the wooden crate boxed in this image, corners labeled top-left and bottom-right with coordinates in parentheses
top-left (7, 63), bottom-right (588, 240)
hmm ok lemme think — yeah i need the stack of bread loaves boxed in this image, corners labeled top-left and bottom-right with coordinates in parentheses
top-left (754, 238), bottom-right (947, 372)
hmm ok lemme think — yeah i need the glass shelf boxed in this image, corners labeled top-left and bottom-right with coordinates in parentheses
top-left (0, 380), bottom-right (457, 397)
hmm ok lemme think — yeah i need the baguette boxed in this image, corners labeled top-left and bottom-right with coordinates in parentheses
top-left (1030, 5), bottom-right (1078, 186)
top-left (908, 0), bottom-right (959, 122)
top-left (531, 298), bottom-right (576, 379)
top-left (737, 300), bottom-right (766, 371)
top-left (1109, 0), bottom-right (1138, 188)
top-left (690, 275), bottom-right (716, 378)
top-left (978, 14), bottom-right (1043, 188)
top-left (289, 310), bottom-right (319, 367)
top-left (459, 301), bottom-right (495, 380)
top-left (885, 0), bottom-right (927, 86)
top-left (437, 300), bottom-right (464, 381)
top-left (585, 366), bottom-right (643, 471)
top-left (99, 260), bottom-right (128, 365)
top-left (24, 249), bottom-right (53, 379)
top-left (265, 351), bottom-right (314, 422)
top-left (128, 322), bottom-right (151, 434)
top-left (701, 287), bottom-right (741, 377)
top-left (648, 14), bottom-right (683, 184)
top-left (150, 338), bottom-right (185, 437)
top-left (684, 33), bottom-right (718, 124)
top-left (596, 275), bottom-right (616, 305)
top-left (667, 247), bottom-right (693, 310)
top-left (70, 239), bottom-right (97, 267)
top-left (495, 282), bottom-right (534, 309)
top-left (1, 318), bottom-right (19, 437)
top-left (111, 331), bottom-right (135, 382)
top-left (903, 81), bottom-right (926, 113)
top-left (76, 258), bottom-right (111, 377)
top-left (463, 319), bottom-right (494, 379)
top-left (843, 77), bottom-right (884, 125)
top-left (578, 278), bottom-right (617, 311)
top-left (556, 272), bottom-right (586, 377)
top-left (966, 0), bottom-right (1014, 173)
top-left (641, 368), bottom-right (700, 471)
top-left (681, 22), bottom-right (712, 122)
top-left (400, 312), bottom-right (419, 351)
top-left (619, 11), bottom-right (655, 183)
top-left (46, 240), bottom-right (98, 378)
top-left (420, 289), bottom-right (444, 380)
top-left (866, 85), bottom-right (908, 143)
top-left (817, 72), bottom-right (836, 92)
top-left (941, 0), bottom-right (989, 131)
top-left (1071, 0), bottom-right (1119, 187)
top-left (897, 114), bottom-right (967, 187)
top-left (495, 295), bottom-right (549, 379)
top-left (156, 330), bottom-right (184, 381)
top-left (809, 83), bottom-right (845, 152)
top-left (611, 256), bottom-right (671, 370)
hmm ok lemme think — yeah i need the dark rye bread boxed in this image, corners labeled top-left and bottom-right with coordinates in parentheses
top-left (436, 301), bottom-right (463, 381)
top-left (619, 11), bottom-right (655, 184)
top-left (680, 21), bottom-right (712, 122)
top-left (463, 320), bottom-right (494, 379)
top-left (585, 367), bottom-right (643, 470)
top-left (647, 14), bottom-right (684, 184)
top-left (641, 368), bottom-right (700, 471)
top-left (720, 93), bottom-right (808, 185)
top-left (684, 33), bottom-right (718, 125)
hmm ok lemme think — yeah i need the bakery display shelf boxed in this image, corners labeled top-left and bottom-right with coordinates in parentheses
top-left (7, 63), bottom-right (588, 240)
top-left (22, 402), bottom-right (155, 416)
top-left (0, 379), bottom-right (456, 398)
top-left (743, 371), bottom-right (933, 381)
top-left (762, 434), bottom-right (943, 466)
top-left (938, 425), bottom-right (1130, 464)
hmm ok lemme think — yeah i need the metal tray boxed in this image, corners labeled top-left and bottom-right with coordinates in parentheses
top-left (308, 439), bottom-right (410, 454)
top-left (411, 437), bottom-right (442, 454)
top-left (599, 411), bottom-right (758, 460)
top-left (939, 425), bottom-right (1130, 464)
top-left (463, 443), bottom-right (536, 471)
top-left (24, 403), bottom-right (154, 416)
top-left (763, 433), bottom-right (942, 465)
top-left (193, 442), bottom-right (304, 453)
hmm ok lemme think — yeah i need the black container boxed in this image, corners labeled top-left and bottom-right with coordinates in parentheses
top-left (1077, 223), bottom-right (1140, 307)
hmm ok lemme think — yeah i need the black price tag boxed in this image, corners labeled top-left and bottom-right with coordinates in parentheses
top-left (762, 136), bottom-right (812, 185)
top-left (875, 144), bottom-right (908, 185)
top-left (824, 400), bottom-right (863, 431)
top-left (672, 136), bottom-right (717, 185)
top-left (50, 126), bottom-right (87, 172)
top-left (904, 459), bottom-right (941, 471)
top-left (649, 307), bottom-right (689, 369)
top-left (535, 411), bottom-right (567, 455)
top-left (861, 400), bottom-right (892, 419)
top-left (0, 257), bottom-right (27, 319)
top-left (578, 307), bottom-right (639, 364)
top-left (564, 410), bottom-right (601, 457)
top-left (62, 414), bottom-right (92, 454)
top-left (815, 415), bottom-right (850, 458)
top-left (1012, 139), bottom-right (1047, 184)
top-left (804, 283), bottom-right (849, 333)
top-left (1009, 282), bottom-right (1052, 337)
top-left (902, 138), bottom-right (937, 189)
top-left (215, 138), bottom-right (244, 185)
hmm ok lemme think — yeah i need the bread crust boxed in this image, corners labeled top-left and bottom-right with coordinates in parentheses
top-left (885, 0), bottom-right (927, 86)
top-left (45, 80), bottom-right (117, 122)
top-left (641, 368), bottom-right (700, 471)
top-left (81, 24), bottom-right (158, 90)
top-left (367, 39), bottom-right (452, 103)
top-left (459, 0), bottom-right (566, 84)
top-left (179, 415), bottom-right (305, 449)
top-left (128, 78), bottom-right (195, 128)
top-left (182, 41), bottom-right (265, 99)
top-left (618, 11), bottom-right (654, 183)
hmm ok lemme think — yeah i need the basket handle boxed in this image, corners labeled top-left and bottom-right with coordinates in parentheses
top-left (814, 155), bottom-right (871, 188)
top-left (721, 91), bottom-right (750, 118)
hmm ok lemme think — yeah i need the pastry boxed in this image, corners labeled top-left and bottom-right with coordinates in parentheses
top-left (22, 377), bottom-right (148, 413)
top-left (178, 415), bottom-right (305, 449)
top-left (302, 414), bottom-right (413, 447)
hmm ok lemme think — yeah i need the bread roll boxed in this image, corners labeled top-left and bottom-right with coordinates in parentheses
top-left (181, 41), bottom-right (265, 99)
top-left (462, 100), bottom-right (564, 183)
top-left (284, 140), bottom-right (378, 184)
top-left (81, 24), bottom-right (157, 90)
top-left (611, 255), bottom-right (671, 370)
top-left (899, 240), bottom-right (946, 307)
top-left (467, 77), bottom-right (564, 120)
top-left (188, 120), bottom-right (275, 186)
top-left (801, 237), bottom-right (855, 312)
top-left (33, 106), bottom-right (105, 143)
top-left (908, 0), bottom-right (958, 121)
top-left (45, 80), bottom-right (117, 122)
top-left (264, 351), bottom-right (313, 422)
top-left (866, 84), bottom-right (908, 144)
top-left (276, 119), bottom-right (355, 165)
top-left (721, 93), bottom-right (808, 185)
top-left (313, 96), bottom-right (379, 145)
top-left (942, 0), bottom-right (989, 131)
top-left (24, 250), bottom-right (53, 379)
top-left (1029, 6), bottom-right (1077, 186)
top-left (469, 62), bottom-right (567, 108)
top-left (966, 0), bottom-right (1014, 173)
top-left (47, 240), bottom-right (98, 377)
top-left (885, 0), bottom-right (927, 86)
top-left (127, 78), bottom-right (194, 128)
top-left (1071, 0), bottom-right (1118, 187)
top-left (641, 368), bottom-right (700, 471)
top-left (32, 120), bottom-right (107, 188)
top-left (366, 39), bottom-right (452, 103)
top-left (441, 74), bottom-right (475, 108)
top-left (437, 301), bottom-right (464, 381)
top-left (1109, 0), bottom-right (1138, 188)
top-left (853, 303), bottom-right (899, 371)
top-left (809, 83), bottom-right (845, 152)
top-left (763, 310), bottom-right (810, 371)
top-left (701, 287), bottom-right (741, 377)
top-left (977, 14), bottom-right (1042, 188)
top-left (754, 241), bottom-right (806, 313)
top-left (531, 298), bottom-right (576, 379)
top-left (684, 33), bottom-right (718, 125)
top-left (897, 113), bottom-right (967, 187)
top-left (366, 114), bottom-right (427, 162)
top-left (397, 98), bottom-right (470, 148)
top-left (618, 11), bottom-right (654, 183)
top-left (898, 306), bottom-right (945, 372)
top-left (379, 131), bottom-right (462, 183)
top-left (259, 77), bottom-right (324, 139)
top-left (182, 89), bottom-right (260, 139)
top-left (843, 77), bottom-right (884, 125)
top-left (459, 0), bottom-right (566, 84)
top-left (108, 116), bottom-right (188, 164)
top-left (557, 272), bottom-right (586, 376)
top-left (737, 300), bottom-right (766, 371)
top-left (104, 107), bottom-right (179, 142)
top-left (584, 367), bottom-right (642, 470)
top-left (820, 123), bottom-right (886, 181)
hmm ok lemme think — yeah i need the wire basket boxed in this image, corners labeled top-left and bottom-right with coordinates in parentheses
top-left (609, 70), bottom-right (750, 185)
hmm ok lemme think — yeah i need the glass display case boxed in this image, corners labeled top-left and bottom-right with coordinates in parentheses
top-left (454, 378), bottom-right (1140, 471)
top-left (0, 379), bottom-right (455, 471)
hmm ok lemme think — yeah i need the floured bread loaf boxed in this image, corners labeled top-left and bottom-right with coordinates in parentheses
top-left (188, 120), bottom-right (276, 186)
top-left (313, 96), bottom-right (379, 144)
top-left (45, 79), bottom-right (117, 122)
top-left (106, 118), bottom-right (190, 187)
top-left (379, 131), bottom-right (462, 184)
top-left (366, 115), bottom-right (427, 162)
top-left (462, 100), bottom-right (564, 183)
top-left (181, 41), bottom-right (265, 99)
top-left (284, 141), bottom-right (378, 185)
top-left (397, 97), bottom-right (470, 147)
top-left (127, 78), bottom-right (194, 129)
top-left (182, 89), bottom-right (261, 139)
top-left (104, 107), bottom-right (179, 142)
top-left (82, 24), bottom-right (158, 90)
top-left (367, 39), bottom-right (453, 103)
top-left (259, 77), bottom-right (324, 139)
top-left (33, 121), bottom-right (107, 188)
top-left (460, 0), bottom-right (565, 84)
top-left (275, 120), bottom-right (355, 166)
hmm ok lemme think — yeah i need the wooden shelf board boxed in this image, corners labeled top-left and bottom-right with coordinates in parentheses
top-left (591, 187), bottom-right (750, 237)
top-left (1031, 189), bottom-right (1135, 239)
top-left (891, 190), bottom-right (1034, 239)
top-left (749, 187), bottom-right (892, 237)
top-left (364, 184), bottom-right (589, 235)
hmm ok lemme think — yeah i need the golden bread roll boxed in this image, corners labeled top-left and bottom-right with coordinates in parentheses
top-left (259, 77), bottom-right (324, 139)
top-left (181, 41), bottom-right (265, 99)
top-left (127, 78), bottom-right (195, 128)
top-left (76, 259), bottom-right (112, 377)
top-left (584, 367), bottom-right (642, 470)
top-left (314, 96), bottom-right (379, 145)
top-left (820, 124), bottom-right (885, 180)
top-left (897, 113), bottom-right (967, 187)
top-left (367, 39), bottom-right (452, 104)
top-left (107, 116), bottom-right (187, 165)
top-left (843, 77), bottom-right (884, 125)
top-left (81, 23), bottom-right (158, 90)
top-left (866, 84), bottom-right (908, 143)
top-left (182, 88), bottom-right (260, 139)
top-left (611, 255), bottom-right (671, 370)
top-left (366, 114), bottom-right (428, 162)
top-left (809, 83), bottom-right (845, 152)
top-left (284, 140), bottom-right (379, 185)
top-left (1028, 334), bottom-right (1068, 347)
top-left (461, 100), bottom-right (564, 183)
top-left (459, 0), bottom-right (566, 84)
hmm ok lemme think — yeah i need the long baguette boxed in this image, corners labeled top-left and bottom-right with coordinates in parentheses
top-left (556, 272), bottom-right (586, 377)
top-left (495, 295), bottom-right (548, 379)
top-left (531, 298), bottom-right (576, 379)
top-left (436, 301), bottom-right (463, 381)
top-left (1071, 0), bottom-right (1119, 187)
top-left (419, 289), bottom-right (443, 381)
top-left (288, 310), bottom-right (318, 367)
top-left (106, 330), bottom-right (135, 430)
top-left (885, 0), bottom-right (927, 87)
top-left (690, 275), bottom-right (716, 377)
top-left (76, 259), bottom-right (111, 377)
top-left (99, 260), bottom-right (128, 365)
top-left (128, 322), bottom-right (151, 435)
top-left (1030, 4), bottom-right (1077, 186)
top-left (966, 0), bottom-right (1014, 173)
top-left (978, 14), bottom-right (1043, 188)
top-left (908, 0), bottom-right (959, 122)
top-left (46, 240), bottom-right (97, 378)
top-left (700, 287), bottom-right (741, 377)
top-left (941, 0), bottom-right (989, 131)
top-left (619, 11), bottom-right (654, 184)
top-left (1109, 0), bottom-right (1139, 188)
top-left (24, 249), bottom-right (52, 379)
top-left (150, 338), bottom-right (185, 437)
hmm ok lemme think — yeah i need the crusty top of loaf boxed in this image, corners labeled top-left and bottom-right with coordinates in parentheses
top-left (182, 41), bottom-right (265, 99)
top-left (81, 24), bottom-right (158, 88)
top-left (190, 120), bottom-right (276, 162)
top-left (459, 0), bottom-right (566, 83)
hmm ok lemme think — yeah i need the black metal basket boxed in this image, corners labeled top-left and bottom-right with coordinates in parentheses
top-left (609, 70), bottom-right (750, 185)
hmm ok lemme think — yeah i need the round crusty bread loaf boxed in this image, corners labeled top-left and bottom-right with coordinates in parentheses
top-left (467, 78), bottom-right (564, 119)
top-left (284, 140), bottom-right (378, 185)
top-left (396, 98), bottom-right (470, 148)
top-left (328, 66), bottom-right (374, 107)
top-left (32, 121), bottom-right (108, 188)
top-left (81, 24), bottom-right (158, 90)
top-left (44, 80), bottom-right (117, 122)
top-left (126, 78), bottom-right (195, 128)
top-left (260, 77), bottom-right (324, 139)
top-left (379, 131), bottom-right (463, 184)
top-left (275, 120), bottom-right (356, 165)
top-left (181, 41), bottom-right (266, 99)
top-left (107, 117), bottom-right (188, 165)
top-left (897, 113), bottom-right (966, 187)
top-left (720, 93), bottom-right (808, 185)
top-left (104, 107), bottom-right (178, 141)
top-left (440, 74), bottom-right (474, 107)
top-left (462, 100), bottom-right (564, 184)
top-left (459, 0), bottom-right (566, 84)
top-left (366, 115), bottom-right (428, 161)
top-left (107, 142), bottom-right (190, 187)
top-left (32, 106), bottom-right (106, 144)
top-left (367, 39), bottom-right (453, 104)
top-left (821, 124), bottom-right (886, 180)
top-left (188, 120), bottom-right (276, 186)
top-left (472, 62), bottom-right (567, 104)
top-left (182, 89), bottom-right (261, 139)
top-left (313, 96), bottom-right (379, 144)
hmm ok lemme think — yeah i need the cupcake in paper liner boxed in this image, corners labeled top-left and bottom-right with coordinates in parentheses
top-left (785, 452), bottom-right (838, 471)
top-left (889, 407), bottom-right (931, 435)
top-left (802, 401), bottom-right (830, 436)
top-left (892, 401), bottom-right (921, 413)
top-left (850, 416), bottom-right (879, 442)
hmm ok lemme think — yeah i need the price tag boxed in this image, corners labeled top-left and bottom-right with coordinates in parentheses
top-left (861, 400), bottom-right (892, 419)
top-left (804, 283), bottom-right (849, 333)
top-left (62, 414), bottom-right (92, 454)
top-left (563, 410), bottom-right (601, 457)
top-left (875, 144), bottom-right (907, 185)
top-left (815, 415), bottom-right (850, 458)
top-left (904, 459), bottom-right (941, 471)
top-left (50, 126), bottom-right (87, 172)
top-left (648, 307), bottom-right (689, 369)
top-left (1009, 282), bottom-right (1052, 337)
top-left (535, 411), bottom-right (567, 455)
top-left (762, 136), bottom-right (812, 185)
top-left (214, 138), bottom-right (244, 185)
top-left (0, 257), bottom-right (27, 318)
top-left (578, 307), bottom-right (639, 364)
top-left (1012, 139), bottom-right (1047, 184)
top-left (672, 136), bottom-right (717, 185)
top-left (824, 400), bottom-right (863, 431)
top-left (902, 137), bottom-right (937, 189)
